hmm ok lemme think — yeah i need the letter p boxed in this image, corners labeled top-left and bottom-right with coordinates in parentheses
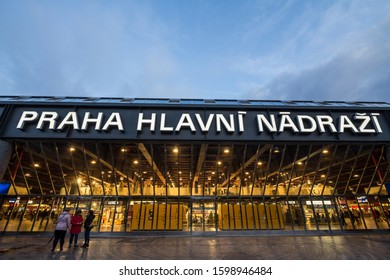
top-left (17, 111), bottom-right (39, 130)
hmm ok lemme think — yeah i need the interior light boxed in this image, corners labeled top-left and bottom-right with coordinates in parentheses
top-left (133, 160), bottom-right (139, 164)
top-left (91, 160), bottom-right (96, 164)
top-left (297, 162), bottom-right (303, 165)
top-left (224, 148), bottom-right (230, 154)
top-left (69, 147), bottom-right (75, 152)
top-left (173, 147), bottom-right (179, 153)
top-left (217, 161), bottom-right (222, 165)
top-left (321, 174), bottom-right (326, 178)
top-left (322, 149), bottom-right (329, 154)
top-left (33, 163), bottom-right (40, 168)
top-left (257, 161), bottom-right (262, 166)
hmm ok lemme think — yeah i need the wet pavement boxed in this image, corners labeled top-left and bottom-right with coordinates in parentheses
top-left (1, 232), bottom-right (390, 260)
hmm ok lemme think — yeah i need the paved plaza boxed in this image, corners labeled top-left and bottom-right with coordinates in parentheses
top-left (0, 232), bottom-right (390, 260)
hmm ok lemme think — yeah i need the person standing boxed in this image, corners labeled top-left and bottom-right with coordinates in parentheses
top-left (339, 210), bottom-right (347, 226)
top-left (69, 209), bottom-right (83, 248)
top-left (51, 208), bottom-right (71, 252)
top-left (39, 208), bottom-right (49, 226)
top-left (81, 210), bottom-right (95, 248)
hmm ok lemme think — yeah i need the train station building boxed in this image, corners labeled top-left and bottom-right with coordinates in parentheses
top-left (0, 96), bottom-right (389, 234)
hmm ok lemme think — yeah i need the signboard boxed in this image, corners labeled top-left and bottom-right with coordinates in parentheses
top-left (1, 106), bottom-right (389, 142)
top-left (0, 182), bottom-right (11, 195)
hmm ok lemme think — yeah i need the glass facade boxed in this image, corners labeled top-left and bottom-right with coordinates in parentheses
top-left (1, 141), bottom-right (389, 233)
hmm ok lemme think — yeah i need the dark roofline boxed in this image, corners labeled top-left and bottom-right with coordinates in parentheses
top-left (0, 95), bottom-right (389, 110)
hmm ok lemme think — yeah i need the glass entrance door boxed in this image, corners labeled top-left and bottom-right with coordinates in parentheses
top-left (190, 199), bottom-right (216, 233)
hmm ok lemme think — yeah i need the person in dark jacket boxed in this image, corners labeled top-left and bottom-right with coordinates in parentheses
top-left (81, 210), bottom-right (95, 248)
top-left (69, 209), bottom-right (83, 248)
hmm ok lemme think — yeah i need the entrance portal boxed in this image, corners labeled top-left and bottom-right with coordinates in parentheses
top-left (190, 198), bottom-right (216, 233)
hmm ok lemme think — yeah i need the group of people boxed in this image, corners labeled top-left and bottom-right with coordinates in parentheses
top-left (51, 208), bottom-right (95, 252)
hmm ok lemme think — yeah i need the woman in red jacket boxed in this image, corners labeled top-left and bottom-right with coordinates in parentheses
top-left (69, 209), bottom-right (84, 248)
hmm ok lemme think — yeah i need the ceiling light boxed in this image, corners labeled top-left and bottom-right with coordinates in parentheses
top-left (257, 161), bottom-right (262, 166)
top-left (224, 148), bottom-right (230, 154)
top-left (173, 147), bottom-right (178, 153)
top-left (322, 149), bottom-right (329, 154)
top-left (69, 147), bottom-right (75, 152)
top-left (133, 160), bottom-right (139, 164)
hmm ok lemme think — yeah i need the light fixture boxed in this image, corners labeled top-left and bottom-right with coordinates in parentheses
top-left (217, 161), bottom-right (222, 165)
top-left (273, 146), bottom-right (280, 153)
top-left (297, 161), bottom-right (303, 165)
top-left (257, 161), bottom-right (262, 166)
top-left (69, 147), bottom-right (75, 152)
top-left (322, 149), bottom-right (329, 154)
top-left (91, 160), bottom-right (96, 164)
top-left (224, 148), bottom-right (230, 154)
top-left (133, 160), bottom-right (139, 164)
top-left (33, 163), bottom-right (40, 168)
top-left (173, 147), bottom-right (179, 153)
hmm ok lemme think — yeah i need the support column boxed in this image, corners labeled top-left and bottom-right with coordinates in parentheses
top-left (0, 140), bottom-right (13, 182)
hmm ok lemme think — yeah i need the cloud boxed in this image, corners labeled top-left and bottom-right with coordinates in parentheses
top-left (239, 1), bottom-right (390, 102)
top-left (1, 1), bottom-right (389, 101)
top-left (249, 18), bottom-right (390, 102)
top-left (0, 1), bottom-right (184, 98)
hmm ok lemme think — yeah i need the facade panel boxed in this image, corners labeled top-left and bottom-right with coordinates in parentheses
top-left (0, 97), bottom-right (390, 234)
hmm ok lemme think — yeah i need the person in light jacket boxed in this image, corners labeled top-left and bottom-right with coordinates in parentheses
top-left (51, 208), bottom-right (71, 252)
